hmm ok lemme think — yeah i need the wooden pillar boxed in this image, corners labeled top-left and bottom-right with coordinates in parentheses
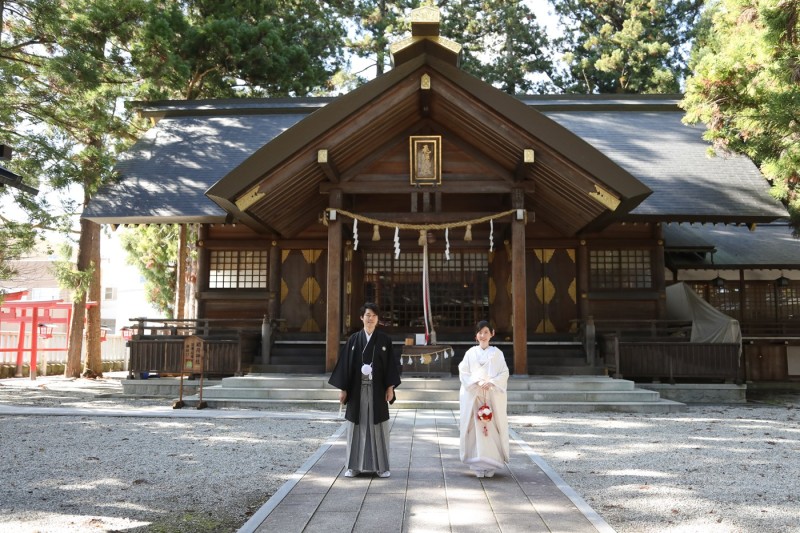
top-left (325, 190), bottom-right (343, 372)
top-left (196, 224), bottom-right (210, 318)
top-left (511, 189), bottom-right (527, 376)
top-left (654, 224), bottom-right (667, 318)
top-left (577, 239), bottom-right (590, 320)
top-left (268, 240), bottom-right (281, 321)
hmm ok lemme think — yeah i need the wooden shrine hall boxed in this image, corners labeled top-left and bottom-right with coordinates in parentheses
top-left (85, 8), bottom-right (799, 382)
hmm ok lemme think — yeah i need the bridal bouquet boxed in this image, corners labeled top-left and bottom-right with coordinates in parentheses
top-left (477, 402), bottom-right (493, 436)
top-left (477, 403), bottom-right (493, 421)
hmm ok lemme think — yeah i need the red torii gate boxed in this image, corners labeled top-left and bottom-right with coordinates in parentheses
top-left (0, 299), bottom-right (98, 379)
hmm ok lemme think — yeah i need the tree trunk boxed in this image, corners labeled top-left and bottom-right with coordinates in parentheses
top-left (65, 217), bottom-right (96, 378)
top-left (85, 220), bottom-right (102, 377)
top-left (175, 224), bottom-right (187, 320)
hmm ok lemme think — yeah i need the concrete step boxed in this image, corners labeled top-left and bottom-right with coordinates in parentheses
top-left (176, 374), bottom-right (682, 413)
top-left (121, 377), bottom-right (222, 396)
top-left (123, 375), bottom-right (642, 395)
top-left (528, 365), bottom-right (607, 376)
top-left (248, 364), bottom-right (325, 373)
top-left (196, 385), bottom-right (658, 403)
top-left (177, 396), bottom-right (685, 414)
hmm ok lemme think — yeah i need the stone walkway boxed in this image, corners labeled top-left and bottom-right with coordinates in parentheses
top-left (241, 409), bottom-right (614, 533)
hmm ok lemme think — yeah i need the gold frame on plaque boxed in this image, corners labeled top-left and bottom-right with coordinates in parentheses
top-left (409, 135), bottom-right (441, 186)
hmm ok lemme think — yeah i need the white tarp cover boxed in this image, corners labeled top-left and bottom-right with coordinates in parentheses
top-left (666, 282), bottom-right (742, 344)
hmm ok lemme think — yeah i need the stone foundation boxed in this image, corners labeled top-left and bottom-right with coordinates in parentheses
top-left (637, 383), bottom-right (746, 404)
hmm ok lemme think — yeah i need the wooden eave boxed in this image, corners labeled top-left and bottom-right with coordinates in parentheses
top-left (207, 55), bottom-right (651, 238)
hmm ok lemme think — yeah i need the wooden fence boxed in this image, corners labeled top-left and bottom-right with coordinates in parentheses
top-left (128, 334), bottom-right (260, 377)
top-left (586, 319), bottom-right (742, 383)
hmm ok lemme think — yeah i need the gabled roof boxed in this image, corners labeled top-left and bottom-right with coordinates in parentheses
top-left (84, 97), bottom-right (787, 229)
top-left (86, 111), bottom-right (307, 224)
top-left (205, 54), bottom-right (652, 237)
top-left (542, 102), bottom-right (786, 223)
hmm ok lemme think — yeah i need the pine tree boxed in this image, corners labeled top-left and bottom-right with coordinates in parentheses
top-left (552, 0), bottom-right (703, 93)
top-left (1, 0), bottom-right (148, 377)
top-left (682, 0), bottom-right (800, 231)
top-left (441, 0), bottom-right (554, 94)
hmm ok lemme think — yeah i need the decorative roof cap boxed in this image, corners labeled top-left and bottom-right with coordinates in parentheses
top-left (390, 6), bottom-right (461, 67)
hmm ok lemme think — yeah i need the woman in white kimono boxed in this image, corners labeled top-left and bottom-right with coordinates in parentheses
top-left (458, 320), bottom-right (510, 478)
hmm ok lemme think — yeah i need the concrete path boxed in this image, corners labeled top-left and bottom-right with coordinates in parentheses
top-left (240, 409), bottom-right (614, 533)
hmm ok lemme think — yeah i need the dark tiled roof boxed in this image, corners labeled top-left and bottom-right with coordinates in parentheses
top-left (544, 111), bottom-right (787, 221)
top-left (84, 95), bottom-right (788, 224)
top-left (84, 113), bottom-right (306, 223)
top-left (664, 222), bottom-right (800, 269)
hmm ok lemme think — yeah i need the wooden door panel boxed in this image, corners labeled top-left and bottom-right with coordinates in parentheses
top-left (527, 248), bottom-right (577, 334)
top-left (280, 249), bottom-right (327, 332)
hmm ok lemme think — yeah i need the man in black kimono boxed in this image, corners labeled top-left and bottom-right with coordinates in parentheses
top-left (329, 302), bottom-right (401, 478)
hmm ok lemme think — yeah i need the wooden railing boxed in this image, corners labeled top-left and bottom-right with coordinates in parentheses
top-left (124, 317), bottom-right (265, 338)
top-left (579, 319), bottom-right (741, 384)
top-left (125, 317), bottom-right (263, 378)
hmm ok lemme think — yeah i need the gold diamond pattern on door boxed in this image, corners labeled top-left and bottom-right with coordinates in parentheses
top-left (527, 248), bottom-right (577, 334)
top-left (280, 249), bottom-right (327, 333)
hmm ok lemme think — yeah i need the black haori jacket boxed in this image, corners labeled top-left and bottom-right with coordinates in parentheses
top-left (328, 329), bottom-right (401, 425)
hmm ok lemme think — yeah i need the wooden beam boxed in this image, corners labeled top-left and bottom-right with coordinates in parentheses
top-left (515, 149), bottom-right (535, 184)
top-left (320, 178), bottom-right (534, 195)
top-left (317, 149), bottom-right (340, 184)
top-left (420, 73), bottom-right (431, 117)
top-left (433, 122), bottom-right (516, 182)
top-left (358, 212), bottom-right (512, 224)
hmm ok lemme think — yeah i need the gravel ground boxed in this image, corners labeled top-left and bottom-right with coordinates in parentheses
top-left (511, 400), bottom-right (800, 533)
top-left (1, 374), bottom-right (799, 533)
top-left (0, 375), bottom-right (338, 533)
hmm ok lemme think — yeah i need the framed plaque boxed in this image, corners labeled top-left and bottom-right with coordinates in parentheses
top-left (409, 135), bottom-right (441, 186)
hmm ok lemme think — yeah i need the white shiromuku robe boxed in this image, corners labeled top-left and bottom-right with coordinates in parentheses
top-left (458, 345), bottom-right (510, 473)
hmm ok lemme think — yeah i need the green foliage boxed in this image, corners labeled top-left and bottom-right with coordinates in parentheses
top-left (131, 0), bottom-right (347, 99)
top-left (52, 242), bottom-right (94, 303)
top-left (441, 0), bottom-right (554, 94)
top-left (344, 0), bottom-right (418, 79)
top-left (552, 0), bottom-right (703, 93)
top-left (343, 1), bottom-right (554, 94)
top-left (1, 0), bottom-right (146, 226)
top-left (682, 0), bottom-right (800, 231)
top-left (119, 225), bottom-right (179, 317)
top-left (0, 220), bottom-right (36, 282)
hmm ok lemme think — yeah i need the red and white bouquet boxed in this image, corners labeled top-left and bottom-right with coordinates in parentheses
top-left (477, 402), bottom-right (493, 436)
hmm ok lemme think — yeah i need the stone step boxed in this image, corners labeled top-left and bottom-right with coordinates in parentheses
top-left (123, 375), bottom-right (640, 395)
top-left (211, 375), bottom-right (639, 391)
top-left (528, 365), bottom-right (606, 376)
top-left (196, 385), bottom-right (658, 403)
top-left (121, 378), bottom-right (222, 396)
top-left (248, 364), bottom-right (325, 374)
top-left (125, 374), bottom-right (686, 413)
top-left (176, 397), bottom-right (685, 414)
